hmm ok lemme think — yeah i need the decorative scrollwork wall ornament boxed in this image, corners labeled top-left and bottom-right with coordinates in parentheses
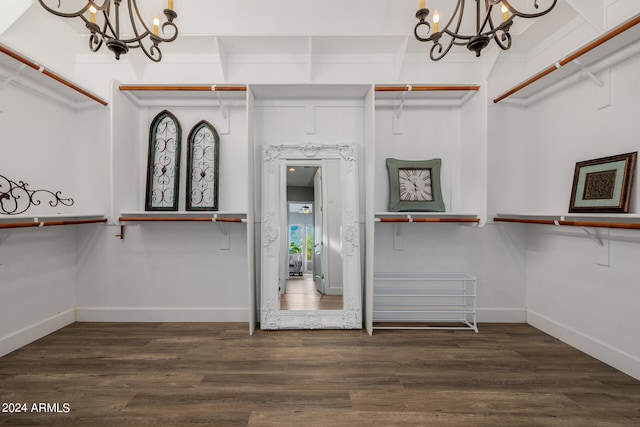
top-left (342, 295), bottom-right (361, 329)
top-left (343, 210), bottom-right (360, 257)
top-left (262, 212), bottom-right (279, 257)
top-left (145, 110), bottom-right (181, 211)
top-left (299, 314), bottom-right (325, 329)
top-left (186, 120), bottom-right (220, 211)
top-left (0, 174), bottom-right (74, 215)
top-left (261, 295), bottom-right (281, 330)
top-left (264, 143), bottom-right (356, 164)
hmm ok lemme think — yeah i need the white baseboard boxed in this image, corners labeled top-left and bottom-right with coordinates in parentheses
top-left (0, 309), bottom-right (75, 357)
top-left (75, 306), bottom-right (249, 322)
top-left (527, 309), bottom-right (640, 381)
top-left (477, 308), bottom-right (526, 323)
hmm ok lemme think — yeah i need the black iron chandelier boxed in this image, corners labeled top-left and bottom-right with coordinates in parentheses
top-left (414, 0), bottom-right (557, 61)
top-left (38, 0), bottom-right (178, 62)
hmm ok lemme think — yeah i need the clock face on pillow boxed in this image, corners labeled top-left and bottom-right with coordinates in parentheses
top-left (398, 168), bottom-right (433, 202)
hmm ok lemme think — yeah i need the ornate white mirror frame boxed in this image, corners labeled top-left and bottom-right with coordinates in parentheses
top-left (260, 143), bottom-right (362, 329)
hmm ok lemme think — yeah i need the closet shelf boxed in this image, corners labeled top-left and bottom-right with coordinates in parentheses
top-left (375, 212), bottom-right (479, 224)
top-left (374, 84), bottom-right (480, 107)
top-left (119, 212), bottom-right (247, 223)
top-left (375, 85), bottom-right (480, 92)
top-left (0, 214), bottom-right (108, 229)
top-left (494, 213), bottom-right (640, 230)
top-left (493, 13), bottom-right (640, 104)
top-left (119, 85), bottom-right (247, 92)
top-left (0, 43), bottom-right (108, 107)
top-left (118, 84), bottom-right (247, 106)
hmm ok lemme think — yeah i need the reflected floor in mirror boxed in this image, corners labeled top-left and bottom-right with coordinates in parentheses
top-left (280, 274), bottom-right (342, 310)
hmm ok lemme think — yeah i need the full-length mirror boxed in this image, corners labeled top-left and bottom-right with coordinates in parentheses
top-left (261, 143), bottom-right (361, 329)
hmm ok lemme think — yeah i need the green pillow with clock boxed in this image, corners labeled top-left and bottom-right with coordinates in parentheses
top-left (386, 158), bottom-right (445, 212)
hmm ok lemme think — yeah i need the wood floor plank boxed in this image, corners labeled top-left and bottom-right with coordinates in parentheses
top-left (0, 322), bottom-right (639, 426)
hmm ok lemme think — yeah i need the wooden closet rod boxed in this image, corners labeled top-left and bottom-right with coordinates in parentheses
top-left (493, 217), bottom-right (640, 230)
top-left (0, 218), bottom-right (108, 229)
top-left (376, 85), bottom-right (480, 92)
top-left (118, 85), bottom-right (247, 92)
top-left (0, 44), bottom-right (108, 106)
top-left (493, 14), bottom-right (640, 104)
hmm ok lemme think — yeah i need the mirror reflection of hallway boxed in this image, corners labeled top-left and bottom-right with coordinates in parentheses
top-left (283, 163), bottom-right (343, 310)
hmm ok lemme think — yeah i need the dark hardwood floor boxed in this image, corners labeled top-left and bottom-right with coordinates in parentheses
top-left (1, 323), bottom-right (639, 426)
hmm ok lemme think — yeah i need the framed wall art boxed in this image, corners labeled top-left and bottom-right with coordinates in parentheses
top-left (145, 110), bottom-right (182, 211)
top-left (186, 120), bottom-right (220, 210)
top-left (569, 151), bottom-right (637, 213)
top-left (386, 157), bottom-right (445, 212)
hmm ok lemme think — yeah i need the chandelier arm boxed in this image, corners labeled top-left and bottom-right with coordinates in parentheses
top-left (129, 0), bottom-right (151, 40)
top-left (100, 3), bottom-right (120, 41)
top-left (127, 0), bottom-right (178, 43)
top-left (414, 19), bottom-right (431, 42)
top-left (443, 0), bottom-right (465, 37)
top-left (141, 44), bottom-right (163, 62)
top-left (484, 13), bottom-right (513, 50)
top-left (479, 1), bottom-right (496, 34)
top-left (37, 0), bottom-right (106, 18)
top-left (494, 30), bottom-right (513, 50)
top-left (160, 21), bottom-right (179, 43)
top-left (430, 38), bottom-right (456, 61)
top-left (502, 0), bottom-right (558, 19)
top-left (441, 29), bottom-right (474, 42)
top-left (88, 32), bottom-right (104, 52)
top-left (111, 27), bottom-right (177, 46)
top-left (477, 4), bottom-right (511, 40)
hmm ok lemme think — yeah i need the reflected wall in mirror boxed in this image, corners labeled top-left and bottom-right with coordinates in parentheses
top-left (261, 143), bottom-right (361, 329)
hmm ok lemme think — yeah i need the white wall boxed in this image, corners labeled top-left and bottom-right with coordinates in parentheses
top-left (1, 4), bottom-right (84, 83)
top-left (0, 80), bottom-right (109, 356)
top-left (74, 89), bottom-right (251, 322)
top-left (374, 106), bottom-right (460, 213)
top-left (488, 53), bottom-right (640, 379)
top-left (253, 96), bottom-right (366, 219)
top-left (373, 102), bottom-right (525, 322)
top-left (0, 227), bottom-right (76, 356)
top-left (75, 222), bottom-right (250, 322)
top-left (0, 85), bottom-right (109, 216)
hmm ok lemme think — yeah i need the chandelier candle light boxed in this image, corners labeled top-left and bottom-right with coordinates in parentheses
top-left (38, 0), bottom-right (178, 62)
top-left (415, 0), bottom-right (557, 61)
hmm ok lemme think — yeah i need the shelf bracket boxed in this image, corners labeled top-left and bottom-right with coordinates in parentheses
top-left (573, 60), bottom-right (611, 109)
top-left (213, 85), bottom-right (231, 134)
top-left (0, 63), bottom-right (27, 93)
top-left (582, 227), bottom-right (611, 267)
top-left (393, 222), bottom-right (403, 251)
top-left (115, 225), bottom-right (125, 240)
top-left (214, 215), bottom-right (231, 250)
top-left (0, 231), bottom-right (11, 246)
top-left (392, 85), bottom-right (410, 135)
top-left (582, 227), bottom-right (603, 246)
top-left (573, 60), bottom-right (604, 88)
